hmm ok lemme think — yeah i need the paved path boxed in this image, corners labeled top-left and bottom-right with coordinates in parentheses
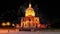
top-left (0, 32), bottom-right (60, 34)
top-left (0, 28), bottom-right (60, 34)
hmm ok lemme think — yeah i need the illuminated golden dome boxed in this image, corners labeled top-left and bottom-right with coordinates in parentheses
top-left (25, 4), bottom-right (35, 17)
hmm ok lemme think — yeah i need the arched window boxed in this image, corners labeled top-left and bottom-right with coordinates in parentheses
top-left (29, 19), bottom-right (31, 21)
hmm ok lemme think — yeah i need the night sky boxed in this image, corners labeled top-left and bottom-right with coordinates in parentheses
top-left (0, 0), bottom-right (60, 28)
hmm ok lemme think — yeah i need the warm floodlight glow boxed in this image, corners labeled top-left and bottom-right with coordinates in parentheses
top-left (25, 10), bottom-right (35, 16)
top-left (25, 4), bottom-right (35, 17)
top-left (2, 22), bottom-right (6, 26)
top-left (20, 3), bottom-right (46, 29)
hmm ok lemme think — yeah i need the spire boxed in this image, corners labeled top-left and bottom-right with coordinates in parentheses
top-left (29, 3), bottom-right (31, 8)
top-left (29, 0), bottom-right (31, 8)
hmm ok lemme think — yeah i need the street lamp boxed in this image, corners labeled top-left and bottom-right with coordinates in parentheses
top-left (12, 24), bottom-right (15, 26)
top-left (1, 22), bottom-right (6, 26)
top-left (6, 22), bottom-right (10, 26)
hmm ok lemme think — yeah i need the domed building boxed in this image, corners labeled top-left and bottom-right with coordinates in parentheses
top-left (20, 3), bottom-right (46, 29)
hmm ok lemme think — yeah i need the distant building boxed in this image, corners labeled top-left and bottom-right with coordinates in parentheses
top-left (19, 3), bottom-right (46, 29)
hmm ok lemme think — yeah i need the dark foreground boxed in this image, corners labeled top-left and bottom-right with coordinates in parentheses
top-left (0, 32), bottom-right (60, 34)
